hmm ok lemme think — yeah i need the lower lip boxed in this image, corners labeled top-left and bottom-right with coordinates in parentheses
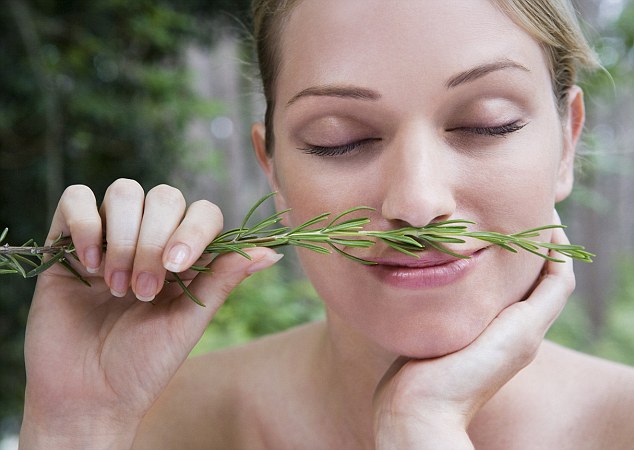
top-left (367, 249), bottom-right (484, 289)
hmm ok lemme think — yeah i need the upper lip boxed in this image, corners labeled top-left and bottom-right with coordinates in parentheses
top-left (364, 247), bottom-right (485, 267)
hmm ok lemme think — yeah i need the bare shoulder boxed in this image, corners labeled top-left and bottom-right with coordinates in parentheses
top-left (472, 340), bottom-right (634, 450)
top-left (539, 341), bottom-right (634, 449)
top-left (133, 321), bottom-right (323, 450)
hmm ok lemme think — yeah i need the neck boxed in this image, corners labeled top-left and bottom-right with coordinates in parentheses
top-left (310, 309), bottom-right (400, 448)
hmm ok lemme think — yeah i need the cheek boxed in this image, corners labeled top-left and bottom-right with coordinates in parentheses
top-left (273, 151), bottom-right (380, 226)
top-left (458, 134), bottom-right (563, 230)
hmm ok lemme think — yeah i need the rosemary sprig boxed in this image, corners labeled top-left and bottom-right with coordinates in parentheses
top-left (0, 192), bottom-right (594, 305)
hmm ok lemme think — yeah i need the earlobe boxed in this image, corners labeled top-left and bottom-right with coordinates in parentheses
top-left (555, 85), bottom-right (585, 202)
top-left (251, 122), bottom-right (289, 214)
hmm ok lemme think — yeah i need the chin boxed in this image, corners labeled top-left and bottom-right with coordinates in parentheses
top-left (381, 314), bottom-right (493, 359)
top-left (378, 260), bottom-right (545, 360)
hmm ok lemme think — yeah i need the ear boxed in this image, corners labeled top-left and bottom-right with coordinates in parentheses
top-left (555, 85), bottom-right (585, 202)
top-left (251, 122), bottom-right (289, 213)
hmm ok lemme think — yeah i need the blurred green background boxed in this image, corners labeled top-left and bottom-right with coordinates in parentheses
top-left (1, 0), bottom-right (633, 442)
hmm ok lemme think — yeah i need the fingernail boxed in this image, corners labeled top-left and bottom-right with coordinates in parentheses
top-left (135, 272), bottom-right (158, 302)
top-left (110, 271), bottom-right (130, 297)
top-left (247, 253), bottom-right (284, 275)
top-left (164, 244), bottom-right (190, 272)
top-left (84, 245), bottom-right (101, 273)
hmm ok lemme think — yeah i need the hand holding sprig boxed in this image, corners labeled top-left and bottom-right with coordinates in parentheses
top-left (373, 215), bottom-right (577, 449)
top-left (18, 180), bottom-right (283, 450)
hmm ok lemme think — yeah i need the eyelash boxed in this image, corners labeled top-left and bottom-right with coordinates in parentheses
top-left (299, 138), bottom-right (381, 157)
top-left (299, 121), bottom-right (527, 157)
top-left (445, 120), bottom-right (527, 137)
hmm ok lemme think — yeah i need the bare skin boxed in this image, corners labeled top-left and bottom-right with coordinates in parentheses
top-left (133, 326), bottom-right (634, 450)
top-left (19, 1), bottom-right (634, 449)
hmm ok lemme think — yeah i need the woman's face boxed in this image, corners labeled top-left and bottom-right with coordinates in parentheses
top-left (254, 0), bottom-right (582, 358)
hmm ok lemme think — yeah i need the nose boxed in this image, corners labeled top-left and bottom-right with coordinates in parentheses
top-left (380, 125), bottom-right (457, 227)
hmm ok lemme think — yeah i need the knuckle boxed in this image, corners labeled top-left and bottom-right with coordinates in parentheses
top-left (147, 184), bottom-right (186, 209)
top-left (66, 215), bottom-right (101, 232)
top-left (107, 239), bottom-right (138, 255)
top-left (519, 336), bottom-right (541, 364)
top-left (184, 222), bottom-right (214, 244)
top-left (139, 240), bottom-right (167, 255)
top-left (61, 184), bottom-right (95, 204)
top-left (105, 178), bottom-right (144, 202)
top-left (565, 271), bottom-right (576, 294)
top-left (192, 200), bottom-right (223, 227)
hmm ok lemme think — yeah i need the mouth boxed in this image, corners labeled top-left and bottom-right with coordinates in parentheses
top-left (364, 247), bottom-right (486, 289)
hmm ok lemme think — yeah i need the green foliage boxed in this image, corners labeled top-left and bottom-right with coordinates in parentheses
top-left (547, 256), bottom-right (634, 366)
top-left (191, 261), bottom-right (324, 354)
top-left (0, 0), bottom-right (252, 425)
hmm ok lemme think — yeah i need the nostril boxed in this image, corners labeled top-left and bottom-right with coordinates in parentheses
top-left (380, 194), bottom-right (456, 229)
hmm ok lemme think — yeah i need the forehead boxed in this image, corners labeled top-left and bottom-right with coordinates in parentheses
top-left (277, 0), bottom-right (551, 104)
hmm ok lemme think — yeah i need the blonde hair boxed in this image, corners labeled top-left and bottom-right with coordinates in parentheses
top-left (490, 0), bottom-right (599, 113)
top-left (251, 0), bottom-right (599, 154)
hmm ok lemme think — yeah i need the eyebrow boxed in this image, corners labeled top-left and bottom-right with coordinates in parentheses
top-left (446, 59), bottom-right (530, 89)
top-left (285, 59), bottom-right (529, 107)
top-left (286, 85), bottom-right (381, 107)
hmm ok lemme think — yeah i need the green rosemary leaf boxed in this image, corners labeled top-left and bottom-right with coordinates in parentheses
top-left (383, 240), bottom-right (422, 258)
top-left (493, 242), bottom-right (519, 253)
top-left (26, 251), bottom-right (66, 278)
top-left (172, 272), bottom-right (206, 307)
top-left (0, 227), bottom-right (8, 243)
top-left (325, 206), bottom-right (374, 229)
top-left (209, 243), bottom-right (254, 259)
top-left (20, 239), bottom-right (35, 248)
top-left (59, 259), bottom-right (91, 287)
top-left (288, 240), bottom-right (331, 254)
top-left (213, 228), bottom-right (245, 242)
top-left (287, 213), bottom-right (331, 234)
top-left (329, 244), bottom-right (376, 265)
top-left (512, 224), bottom-right (565, 238)
top-left (420, 239), bottom-right (470, 259)
top-left (7, 255), bottom-right (27, 278)
top-left (324, 219), bottom-right (371, 233)
top-left (416, 234), bottom-right (467, 244)
top-left (514, 241), bottom-right (562, 262)
top-left (241, 212), bottom-right (288, 237)
top-left (238, 191), bottom-right (277, 233)
top-left (50, 232), bottom-right (68, 247)
top-left (288, 234), bottom-right (332, 242)
top-left (328, 238), bottom-right (375, 248)
top-left (13, 254), bottom-right (41, 269)
top-left (257, 226), bottom-right (291, 238)
top-left (370, 233), bottom-right (424, 248)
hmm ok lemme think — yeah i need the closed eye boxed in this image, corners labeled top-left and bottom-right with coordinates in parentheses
top-left (446, 121), bottom-right (527, 137)
top-left (298, 138), bottom-right (381, 157)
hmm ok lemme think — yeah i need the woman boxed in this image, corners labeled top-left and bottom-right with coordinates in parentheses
top-left (19, 0), bottom-right (634, 449)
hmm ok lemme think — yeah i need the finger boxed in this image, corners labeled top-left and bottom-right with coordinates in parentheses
top-left (100, 179), bottom-right (145, 297)
top-left (431, 222), bottom-right (575, 401)
top-left (518, 223), bottom-right (575, 328)
top-left (460, 224), bottom-right (576, 382)
top-left (168, 247), bottom-right (284, 343)
top-left (162, 200), bottom-right (224, 273)
top-left (47, 185), bottom-right (102, 273)
top-left (131, 185), bottom-right (187, 302)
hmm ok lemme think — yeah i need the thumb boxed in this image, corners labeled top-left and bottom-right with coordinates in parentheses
top-left (171, 247), bottom-right (283, 336)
